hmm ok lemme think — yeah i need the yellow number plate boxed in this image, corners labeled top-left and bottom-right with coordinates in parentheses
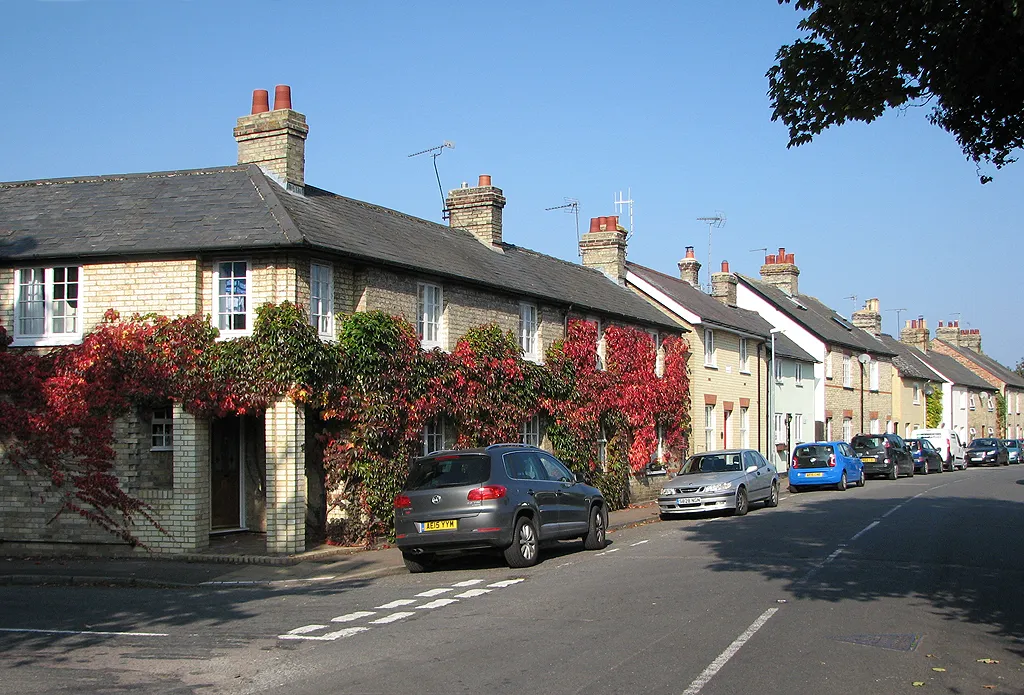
top-left (422, 519), bottom-right (457, 532)
top-left (861, 457), bottom-right (876, 463)
top-left (805, 472), bottom-right (824, 478)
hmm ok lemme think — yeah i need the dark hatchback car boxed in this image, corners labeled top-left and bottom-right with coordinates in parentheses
top-left (851, 433), bottom-right (914, 479)
top-left (965, 438), bottom-right (1009, 466)
top-left (394, 445), bottom-right (607, 573)
top-left (906, 438), bottom-right (944, 474)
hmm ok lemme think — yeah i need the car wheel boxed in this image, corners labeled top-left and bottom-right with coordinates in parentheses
top-left (856, 471), bottom-right (866, 488)
top-left (919, 461), bottom-right (928, 475)
top-left (908, 462), bottom-right (914, 477)
top-left (888, 463), bottom-right (898, 480)
top-left (583, 505), bottom-right (607, 550)
top-left (732, 487), bottom-right (749, 516)
top-left (836, 471), bottom-right (848, 491)
top-left (503, 516), bottom-right (540, 568)
top-left (765, 481), bottom-right (780, 508)
top-left (788, 484), bottom-right (801, 493)
top-left (402, 552), bottom-right (436, 574)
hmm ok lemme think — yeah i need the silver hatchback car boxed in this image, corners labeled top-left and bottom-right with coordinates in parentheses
top-left (658, 449), bottom-right (780, 519)
top-left (394, 444), bottom-right (608, 572)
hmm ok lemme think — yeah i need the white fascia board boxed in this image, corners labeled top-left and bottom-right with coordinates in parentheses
top-left (626, 271), bottom-right (701, 326)
top-left (734, 283), bottom-right (825, 361)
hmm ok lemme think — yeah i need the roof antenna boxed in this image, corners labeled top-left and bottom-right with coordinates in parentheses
top-left (408, 141), bottom-right (455, 220)
top-left (545, 198), bottom-right (581, 257)
top-left (614, 189), bottom-right (634, 240)
top-left (885, 307), bottom-right (908, 335)
top-left (696, 212), bottom-right (726, 291)
top-left (843, 294), bottom-right (858, 314)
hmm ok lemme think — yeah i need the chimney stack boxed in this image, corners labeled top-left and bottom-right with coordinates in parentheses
top-left (446, 174), bottom-right (507, 247)
top-left (677, 246), bottom-right (701, 287)
top-left (580, 215), bottom-right (627, 286)
top-left (961, 327), bottom-right (982, 353)
top-left (234, 85), bottom-right (309, 194)
top-left (852, 297), bottom-right (882, 336)
top-left (900, 316), bottom-right (930, 353)
top-left (759, 247), bottom-right (800, 296)
top-left (935, 319), bottom-right (960, 345)
top-left (711, 260), bottom-right (738, 306)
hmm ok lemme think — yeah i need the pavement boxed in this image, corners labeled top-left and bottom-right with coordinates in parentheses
top-left (0, 501), bottom-right (660, 589)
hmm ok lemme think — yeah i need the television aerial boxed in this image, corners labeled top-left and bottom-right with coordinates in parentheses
top-left (545, 198), bottom-right (581, 257)
top-left (696, 212), bottom-right (726, 290)
top-left (408, 141), bottom-right (455, 220)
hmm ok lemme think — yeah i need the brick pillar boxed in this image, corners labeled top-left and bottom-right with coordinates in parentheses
top-left (172, 404), bottom-right (211, 552)
top-left (266, 398), bottom-right (306, 554)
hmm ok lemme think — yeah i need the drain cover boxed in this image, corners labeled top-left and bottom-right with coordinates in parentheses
top-left (831, 634), bottom-right (923, 652)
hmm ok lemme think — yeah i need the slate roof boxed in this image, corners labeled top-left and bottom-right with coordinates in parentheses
top-left (736, 275), bottom-right (896, 357)
top-left (915, 350), bottom-right (995, 390)
top-left (0, 165), bottom-right (683, 330)
top-left (876, 334), bottom-right (945, 381)
top-left (626, 262), bottom-right (816, 363)
top-left (933, 340), bottom-right (1024, 389)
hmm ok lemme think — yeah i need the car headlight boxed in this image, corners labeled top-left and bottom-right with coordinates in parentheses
top-left (703, 481), bottom-right (734, 493)
top-left (660, 488), bottom-right (675, 497)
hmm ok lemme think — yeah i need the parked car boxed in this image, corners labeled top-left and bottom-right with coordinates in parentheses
top-left (394, 444), bottom-right (607, 572)
top-left (851, 433), bottom-right (915, 479)
top-left (1001, 439), bottom-right (1021, 464)
top-left (789, 441), bottom-right (864, 492)
top-left (910, 427), bottom-right (966, 470)
top-left (965, 438), bottom-right (1010, 466)
top-left (658, 449), bottom-right (779, 519)
top-left (906, 438), bottom-right (944, 474)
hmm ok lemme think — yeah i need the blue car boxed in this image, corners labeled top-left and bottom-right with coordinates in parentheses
top-left (789, 441), bottom-right (865, 492)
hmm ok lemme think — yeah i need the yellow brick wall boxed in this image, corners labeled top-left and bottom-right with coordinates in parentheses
top-left (891, 371), bottom-right (928, 436)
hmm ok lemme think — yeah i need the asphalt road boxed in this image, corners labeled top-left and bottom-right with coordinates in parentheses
top-left (2, 466), bottom-right (1023, 694)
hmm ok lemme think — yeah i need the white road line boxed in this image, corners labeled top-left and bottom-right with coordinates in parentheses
top-left (850, 521), bottom-right (880, 541)
top-left (454, 588), bottom-right (492, 598)
top-left (882, 504), bottom-right (905, 518)
top-left (279, 626), bottom-right (368, 641)
top-left (488, 579), bottom-right (525, 588)
top-left (377, 599), bottom-right (417, 609)
top-left (451, 579), bottom-right (484, 587)
top-left (681, 608), bottom-right (779, 695)
top-left (0, 628), bottom-right (168, 637)
top-left (825, 549), bottom-right (843, 562)
top-left (331, 611), bottom-right (376, 623)
top-left (630, 540), bottom-right (650, 547)
top-left (416, 588), bottom-right (453, 597)
top-left (417, 598), bottom-right (459, 610)
top-left (595, 548), bottom-right (620, 556)
top-left (369, 612), bottom-right (416, 625)
top-left (286, 624), bottom-right (327, 635)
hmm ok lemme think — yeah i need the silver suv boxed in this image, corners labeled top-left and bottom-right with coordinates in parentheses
top-left (394, 444), bottom-right (608, 573)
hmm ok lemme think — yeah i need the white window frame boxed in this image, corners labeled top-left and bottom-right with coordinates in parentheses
top-left (150, 406), bottom-right (173, 451)
top-left (969, 393), bottom-right (976, 410)
top-left (648, 330), bottom-right (664, 377)
top-left (774, 413), bottom-right (786, 444)
top-left (214, 260), bottom-right (252, 337)
top-left (519, 302), bottom-right (539, 361)
top-left (598, 427), bottom-right (608, 466)
top-left (417, 282), bottom-right (444, 350)
top-left (422, 416), bottom-right (446, 455)
top-left (869, 359), bottom-right (879, 391)
top-left (739, 338), bottom-right (749, 374)
top-left (704, 405), bottom-right (716, 450)
top-left (843, 354), bottom-right (852, 388)
top-left (793, 413), bottom-right (803, 443)
top-left (795, 361), bottom-right (804, 387)
top-left (521, 414), bottom-right (542, 447)
top-left (913, 383), bottom-right (921, 405)
top-left (825, 350), bottom-right (833, 379)
top-left (703, 328), bottom-right (716, 368)
top-left (309, 262), bottom-right (334, 337)
top-left (869, 418), bottom-right (880, 435)
top-left (775, 356), bottom-right (784, 383)
top-left (842, 417), bottom-right (853, 442)
top-left (826, 417), bottom-right (833, 441)
top-left (13, 266), bottom-right (84, 346)
top-left (740, 407), bottom-right (750, 448)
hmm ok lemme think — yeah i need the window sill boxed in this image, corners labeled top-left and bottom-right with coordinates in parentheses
top-left (739, 370), bottom-right (751, 375)
top-left (216, 330), bottom-right (252, 341)
top-left (150, 447), bottom-right (173, 453)
top-left (10, 335), bottom-right (83, 347)
top-left (704, 364), bottom-right (718, 370)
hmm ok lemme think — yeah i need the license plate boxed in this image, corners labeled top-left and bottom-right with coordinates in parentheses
top-left (677, 497), bottom-right (701, 505)
top-left (805, 472), bottom-right (824, 478)
top-left (861, 457), bottom-right (876, 463)
top-left (421, 519), bottom-right (457, 532)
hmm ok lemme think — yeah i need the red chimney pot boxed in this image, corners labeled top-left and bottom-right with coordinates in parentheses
top-left (786, 253), bottom-right (795, 264)
top-left (685, 246), bottom-right (695, 259)
top-left (766, 254), bottom-right (777, 264)
top-left (251, 89), bottom-right (270, 114)
top-left (273, 85), bottom-right (292, 110)
top-left (721, 261), bottom-right (730, 273)
top-left (589, 217), bottom-right (602, 233)
top-left (607, 215), bottom-right (619, 231)
top-left (478, 174), bottom-right (491, 187)
top-left (778, 247), bottom-right (786, 258)
top-left (938, 321), bottom-right (944, 327)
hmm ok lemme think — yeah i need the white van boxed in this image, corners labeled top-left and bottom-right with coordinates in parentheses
top-left (910, 428), bottom-right (966, 470)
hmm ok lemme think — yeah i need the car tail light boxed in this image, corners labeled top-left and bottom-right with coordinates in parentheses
top-left (828, 454), bottom-right (836, 468)
top-left (467, 485), bottom-right (507, 501)
top-left (791, 456), bottom-right (798, 469)
top-left (394, 494), bottom-right (412, 509)
top-left (884, 439), bottom-right (891, 448)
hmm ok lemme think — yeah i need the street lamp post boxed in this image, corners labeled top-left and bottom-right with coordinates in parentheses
top-left (769, 328), bottom-right (784, 462)
top-left (858, 353), bottom-right (871, 433)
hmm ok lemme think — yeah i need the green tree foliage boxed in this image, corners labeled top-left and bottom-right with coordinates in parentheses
top-left (926, 383), bottom-right (943, 428)
top-left (1015, 358), bottom-right (1024, 378)
top-left (768, 1), bottom-right (1024, 182)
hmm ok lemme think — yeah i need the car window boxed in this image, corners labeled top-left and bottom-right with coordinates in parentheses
top-left (795, 445), bottom-right (832, 460)
top-left (906, 440), bottom-right (921, 451)
top-left (1002, 440), bottom-right (1016, 447)
top-left (503, 451), bottom-right (548, 481)
top-left (406, 454), bottom-right (492, 490)
top-left (852, 436), bottom-right (885, 450)
top-left (842, 443), bottom-right (855, 457)
top-left (742, 451), bottom-right (760, 469)
top-left (682, 452), bottom-right (744, 474)
top-left (891, 434), bottom-right (905, 447)
top-left (920, 440), bottom-right (935, 451)
top-left (538, 453), bottom-right (574, 482)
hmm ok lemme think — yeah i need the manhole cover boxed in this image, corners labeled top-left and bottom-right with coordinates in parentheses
top-left (831, 634), bottom-right (922, 652)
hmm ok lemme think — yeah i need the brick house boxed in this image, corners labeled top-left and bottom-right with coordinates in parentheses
top-left (624, 250), bottom-right (815, 470)
top-left (735, 251), bottom-right (896, 443)
top-left (876, 333), bottom-right (945, 437)
top-left (0, 86), bottom-right (684, 555)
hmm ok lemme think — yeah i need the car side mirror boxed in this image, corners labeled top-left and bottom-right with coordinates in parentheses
top-left (574, 472), bottom-right (583, 483)
top-left (745, 465), bottom-right (758, 474)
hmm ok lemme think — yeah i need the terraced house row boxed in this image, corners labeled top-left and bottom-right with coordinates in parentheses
top-left (1, 86), bottom-right (1020, 555)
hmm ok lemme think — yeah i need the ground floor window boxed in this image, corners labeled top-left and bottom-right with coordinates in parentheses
top-left (774, 413), bottom-right (786, 444)
top-left (422, 416), bottom-right (446, 455)
top-left (869, 418), bottom-right (880, 435)
top-left (842, 418), bottom-right (853, 442)
top-left (825, 417), bottom-right (833, 441)
top-left (521, 414), bottom-right (542, 447)
top-left (739, 407), bottom-right (749, 449)
top-left (705, 405), bottom-right (716, 451)
top-left (151, 406), bottom-right (173, 450)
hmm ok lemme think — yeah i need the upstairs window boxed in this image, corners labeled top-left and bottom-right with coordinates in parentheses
top-left (519, 302), bottom-right (539, 360)
top-left (843, 354), bottom-right (852, 388)
top-left (825, 350), bottom-right (833, 379)
top-left (417, 283), bottom-right (443, 349)
top-left (215, 261), bottom-right (250, 334)
top-left (795, 361), bottom-right (804, 386)
top-left (913, 383), bottom-right (921, 405)
top-left (869, 359), bottom-right (879, 391)
top-left (310, 262), bottom-right (334, 337)
top-left (739, 338), bottom-right (749, 373)
top-left (704, 329), bottom-right (716, 367)
top-left (14, 266), bottom-right (83, 345)
top-left (969, 393), bottom-right (976, 410)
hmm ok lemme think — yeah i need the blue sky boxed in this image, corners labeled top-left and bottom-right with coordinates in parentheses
top-left (4, 0), bottom-right (1022, 367)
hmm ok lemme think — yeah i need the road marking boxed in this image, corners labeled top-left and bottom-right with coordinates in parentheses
top-left (0, 628), bottom-right (168, 637)
top-left (825, 549), bottom-right (843, 562)
top-left (681, 608), bottom-right (779, 694)
top-left (850, 521), bottom-right (880, 542)
top-left (882, 504), bottom-right (905, 518)
top-left (369, 612), bottom-right (415, 625)
top-left (416, 588), bottom-right (453, 597)
top-left (630, 540), bottom-right (650, 547)
top-left (488, 579), bottom-right (525, 588)
top-left (331, 611), bottom-right (376, 623)
top-left (279, 626), bottom-right (368, 641)
top-left (595, 548), bottom-right (620, 556)
top-left (417, 598), bottom-right (458, 609)
top-left (377, 599), bottom-right (417, 609)
top-left (286, 624), bottom-right (327, 635)
top-left (454, 588), bottom-right (492, 598)
top-left (451, 579), bottom-right (484, 587)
